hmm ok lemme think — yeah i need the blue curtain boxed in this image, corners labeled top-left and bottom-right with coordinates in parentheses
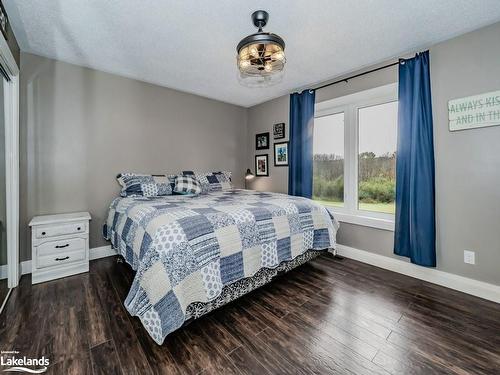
top-left (394, 51), bottom-right (436, 267)
top-left (288, 90), bottom-right (316, 198)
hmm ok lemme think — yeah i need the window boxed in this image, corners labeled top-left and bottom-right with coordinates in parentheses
top-left (313, 84), bottom-right (398, 230)
top-left (313, 112), bottom-right (344, 207)
top-left (358, 102), bottom-right (397, 214)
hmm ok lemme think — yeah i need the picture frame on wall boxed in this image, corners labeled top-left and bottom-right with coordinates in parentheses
top-left (255, 132), bottom-right (270, 150)
top-left (255, 154), bottom-right (269, 176)
top-left (274, 142), bottom-right (289, 166)
top-left (273, 123), bottom-right (285, 139)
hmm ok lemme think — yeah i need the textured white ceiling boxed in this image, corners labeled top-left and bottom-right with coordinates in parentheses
top-left (5, 0), bottom-right (500, 107)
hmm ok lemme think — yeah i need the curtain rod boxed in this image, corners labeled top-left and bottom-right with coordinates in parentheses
top-left (312, 60), bottom-right (400, 92)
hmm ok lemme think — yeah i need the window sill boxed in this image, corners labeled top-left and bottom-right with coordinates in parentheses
top-left (324, 208), bottom-right (395, 231)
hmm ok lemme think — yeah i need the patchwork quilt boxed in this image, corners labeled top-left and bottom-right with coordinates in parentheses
top-left (103, 189), bottom-right (339, 344)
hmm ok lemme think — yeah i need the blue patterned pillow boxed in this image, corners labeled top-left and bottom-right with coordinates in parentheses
top-left (173, 175), bottom-right (202, 195)
top-left (194, 171), bottom-right (232, 194)
top-left (117, 173), bottom-right (175, 197)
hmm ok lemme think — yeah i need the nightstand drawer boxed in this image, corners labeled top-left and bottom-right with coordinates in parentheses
top-left (37, 248), bottom-right (86, 269)
top-left (37, 238), bottom-right (85, 256)
top-left (35, 222), bottom-right (87, 239)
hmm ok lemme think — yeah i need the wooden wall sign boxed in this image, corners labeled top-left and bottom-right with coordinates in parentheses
top-left (448, 90), bottom-right (500, 131)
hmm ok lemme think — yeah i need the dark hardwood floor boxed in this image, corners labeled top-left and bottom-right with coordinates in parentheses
top-left (1, 254), bottom-right (500, 374)
top-left (0, 278), bottom-right (7, 308)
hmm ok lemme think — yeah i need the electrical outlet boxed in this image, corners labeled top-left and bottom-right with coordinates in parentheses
top-left (464, 250), bottom-right (475, 265)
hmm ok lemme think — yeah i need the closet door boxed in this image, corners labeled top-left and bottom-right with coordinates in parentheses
top-left (0, 76), bottom-right (6, 307)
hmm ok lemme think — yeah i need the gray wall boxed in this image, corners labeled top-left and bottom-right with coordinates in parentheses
top-left (246, 95), bottom-right (290, 193)
top-left (246, 22), bottom-right (500, 286)
top-left (430, 23), bottom-right (500, 286)
top-left (20, 53), bottom-right (247, 261)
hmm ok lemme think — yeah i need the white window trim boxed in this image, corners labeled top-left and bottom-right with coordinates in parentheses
top-left (315, 83), bottom-right (398, 232)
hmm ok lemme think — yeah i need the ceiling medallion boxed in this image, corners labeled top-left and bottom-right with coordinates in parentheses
top-left (237, 10), bottom-right (286, 87)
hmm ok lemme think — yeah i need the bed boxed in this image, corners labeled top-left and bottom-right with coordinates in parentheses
top-left (103, 189), bottom-right (339, 344)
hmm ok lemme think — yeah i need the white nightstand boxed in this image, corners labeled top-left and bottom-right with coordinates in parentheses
top-left (29, 212), bottom-right (91, 284)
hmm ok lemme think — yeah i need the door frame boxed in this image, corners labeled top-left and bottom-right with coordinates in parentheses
top-left (0, 33), bottom-right (20, 289)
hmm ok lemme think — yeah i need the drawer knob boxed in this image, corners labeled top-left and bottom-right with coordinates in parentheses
top-left (41, 231), bottom-right (46, 235)
top-left (55, 256), bottom-right (70, 261)
top-left (77, 227), bottom-right (81, 231)
top-left (55, 244), bottom-right (69, 249)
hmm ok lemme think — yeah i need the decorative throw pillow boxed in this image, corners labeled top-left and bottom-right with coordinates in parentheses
top-left (194, 171), bottom-right (232, 193)
top-left (117, 173), bottom-right (174, 197)
top-left (173, 175), bottom-right (202, 195)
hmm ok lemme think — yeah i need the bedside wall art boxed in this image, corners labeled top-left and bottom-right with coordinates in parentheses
top-left (273, 122), bottom-right (285, 139)
top-left (274, 141), bottom-right (289, 166)
top-left (256, 132), bottom-right (270, 150)
top-left (255, 154), bottom-right (269, 176)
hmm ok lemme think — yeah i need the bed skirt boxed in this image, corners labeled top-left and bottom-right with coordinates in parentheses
top-left (183, 249), bottom-right (329, 322)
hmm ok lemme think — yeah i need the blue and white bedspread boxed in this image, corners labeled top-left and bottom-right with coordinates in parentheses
top-left (103, 189), bottom-right (338, 344)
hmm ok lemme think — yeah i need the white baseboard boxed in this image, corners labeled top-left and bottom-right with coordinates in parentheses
top-left (1, 260), bottom-right (31, 278)
top-left (89, 245), bottom-right (117, 260)
top-left (0, 263), bottom-right (7, 279)
top-left (336, 244), bottom-right (500, 304)
top-left (21, 260), bottom-right (31, 275)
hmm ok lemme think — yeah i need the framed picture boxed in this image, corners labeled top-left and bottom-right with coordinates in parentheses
top-left (274, 142), bottom-right (289, 166)
top-left (273, 123), bottom-right (285, 139)
top-left (255, 154), bottom-right (269, 176)
top-left (255, 132), bottom-right (270, 150)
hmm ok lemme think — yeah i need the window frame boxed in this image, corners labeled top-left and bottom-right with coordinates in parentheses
top-left (314, 83), bottom-right (398, 231)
